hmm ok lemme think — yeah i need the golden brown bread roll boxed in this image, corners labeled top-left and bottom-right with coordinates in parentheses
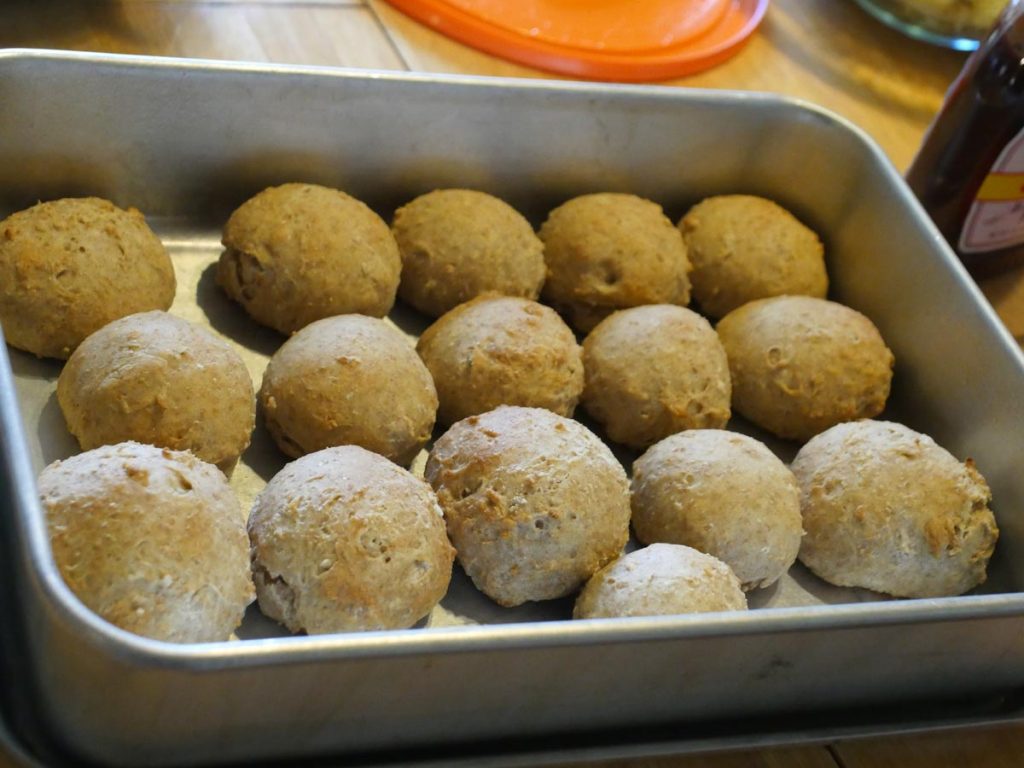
top-left (57, 311), bottom-right (255, 467)
top-left (678, 195), bottom-right (828, 319)
top-left (791, 420), bottom-right (998, 598)
top-left (39, 442), bottom-right (254, 643)
top-left (259, 314), bottom-right (437, 465)
top-left (630, 429), bottom-right (802, 590)
top-left (581, 305), bottom-right (731, 448)
top-left (392, 189), bottom-right (545, 317)
top-left (0, 197), bottom-right (175, 359)
top-left (247, 445), bottom-right (455, 634)
top-left (539, 193), bottom-right (692, 332)
top-left (574, 544), bottom-right (747, 619)
top-left (416, 294), bottom-right (583, 426)
top-left (716, 296), bottom-right (894, 441)
top-left (426, 406), bottom-right (631, 607)
top-left (217, 183), bottom-right (400, 334)
top-left (245, 444), bottom-right (454, 638)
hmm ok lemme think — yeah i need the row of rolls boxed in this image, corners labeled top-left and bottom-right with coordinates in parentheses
top-left (1, 184), bottom-right (999, 643)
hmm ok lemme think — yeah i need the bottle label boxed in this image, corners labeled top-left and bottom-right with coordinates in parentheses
top-left (960, 126), bottom-right (1024, 254)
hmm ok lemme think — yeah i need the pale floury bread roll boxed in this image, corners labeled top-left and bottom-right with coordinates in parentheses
top-left (57, 311), bottom-right (255, 467)
top-left (247, 446), bottom-right (455, 634)
top-left (792, 420), bottom-right (998, 598)
top-left (39, 442), bottom-right (254, 643)
top-left (631, 430), bottom-right (802, 590)
top-left (217, 183), bottom-right (401, 334)
top-left (539, 193), bottom-right (692, 332)
top-left (0, 197), bottom-right (175, 359)
top-left (678, 195), bottom-right (828, 319)
top-left (582, 305), bottom-right (731, 448)
top-left (259, 315), bottom-right (437, 465)
top-left (392, 189), bottom-right (546, 317)
top-left (574, 544), bottom-right (747, 619)
top-left (426, 406), bottom-right (631, 607)
top-left (416, 294), bottom-right (584, 426)
top-left (716, 296), bottom-right (894, 441)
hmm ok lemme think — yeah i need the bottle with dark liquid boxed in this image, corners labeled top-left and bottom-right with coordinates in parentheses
top-left (907, 0), bottom-right (1024, 277)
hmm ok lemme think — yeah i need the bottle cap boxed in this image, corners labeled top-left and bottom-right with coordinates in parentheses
top-left (385, 0), bottom-right (770, 82)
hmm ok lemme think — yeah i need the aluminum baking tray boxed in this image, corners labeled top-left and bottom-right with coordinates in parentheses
top-left (3, 49), bottom-right (1024, 767)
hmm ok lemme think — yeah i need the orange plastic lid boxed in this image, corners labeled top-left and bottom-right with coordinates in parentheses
top-left (385, 0), bottom-right (769, 82)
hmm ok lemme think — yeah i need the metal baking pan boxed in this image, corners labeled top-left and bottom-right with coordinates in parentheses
top-left (3, 49), bottom-right (1024, 767)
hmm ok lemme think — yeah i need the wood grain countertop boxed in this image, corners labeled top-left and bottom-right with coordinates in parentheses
top-left (1, 1), bottom-right (1023, 767)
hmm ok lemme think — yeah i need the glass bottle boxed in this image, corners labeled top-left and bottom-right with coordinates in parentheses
top-left (906, 0), bottom-right (1024, 276)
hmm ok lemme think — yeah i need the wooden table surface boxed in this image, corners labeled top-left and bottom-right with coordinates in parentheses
top-left (2, 1), bottom-right (1024, 766)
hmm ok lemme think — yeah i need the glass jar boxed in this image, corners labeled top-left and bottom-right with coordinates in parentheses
top-left (851, 0), bottom-right (1006, 50)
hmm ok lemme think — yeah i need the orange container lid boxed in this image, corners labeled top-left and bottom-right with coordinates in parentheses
top-left (384, 0), bottom-right (770, 82)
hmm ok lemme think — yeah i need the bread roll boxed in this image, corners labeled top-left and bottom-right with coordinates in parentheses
top-left (39, 442), bottom-right (253, 643)
top-left (247, 445), bottom-right (455, 634)
top-left (631, 430), bottom-right (802, 590)
top-left (417, 294), bottom-right (583, 426)
top-left (58, 311), bottom-right (255, 467)
top-left (582, 305), bottom-right (731, 448)
top-left (217, 183), bottom-right (400, 334)
top-left (717, 296), bottom-right (894, 441)
top-left (678, 195), bottom-right (827, 318)
top-left (539, 193), bottom-right (691, 332)
top-left (392, 189), bottom-right (545, 317)
top-left (0, 197), bottom-right (175, 359)
top-left (426, 406), bottom-right (630, 607)
top-left (792, 420), bottom-right (998, 597)
top-left (259, 315), bottom-right (437, 465)
top-left (574, 544), bottom-right (747, 619)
